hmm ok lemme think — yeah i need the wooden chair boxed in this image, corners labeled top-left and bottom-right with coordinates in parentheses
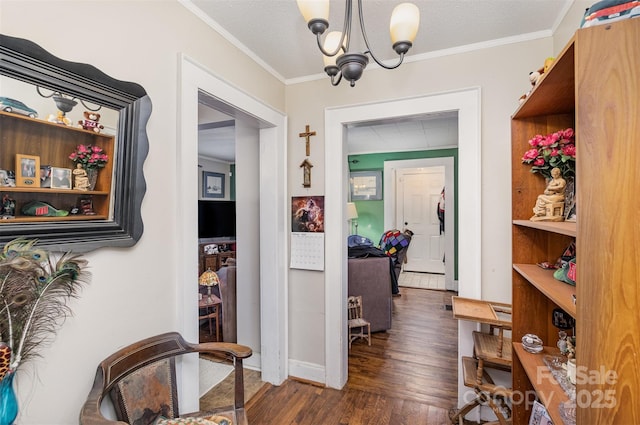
top-left (450, 295), bottom-right (513, 424)
top-left (449, 356), bottom-right (512, 425)
top-left (79, 332), bottom-right (252, 425)
top-left (348, 295), bottom-right (371, 348)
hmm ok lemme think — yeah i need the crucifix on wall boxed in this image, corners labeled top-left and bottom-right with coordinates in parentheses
top-left (299, 124), bottom-right (316, 156)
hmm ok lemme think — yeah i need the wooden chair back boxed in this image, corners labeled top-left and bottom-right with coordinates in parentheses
top-left (348, 296), bottom-right (371, 348)
top-left (347, 295), bottom-right (364, 321)
top-left (79, 332), bottom-right (252, 425)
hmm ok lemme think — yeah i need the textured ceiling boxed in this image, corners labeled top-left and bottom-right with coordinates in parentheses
top-left (190, 0), bottom-right (575, 162)
top-left (184, 0), bottom-right (573, 82)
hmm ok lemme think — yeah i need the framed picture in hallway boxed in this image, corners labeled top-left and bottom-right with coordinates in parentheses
top-left (202, 171), bottom-right (225, 199)
top-left (350, 170), bottom-right (382, 200)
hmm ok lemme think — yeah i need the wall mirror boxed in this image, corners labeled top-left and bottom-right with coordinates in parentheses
top-left (0, 34), bottom-right (150, 252)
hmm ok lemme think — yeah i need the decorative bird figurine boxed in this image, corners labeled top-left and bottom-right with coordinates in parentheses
top-left (0, 238), bottom-right (89, 373)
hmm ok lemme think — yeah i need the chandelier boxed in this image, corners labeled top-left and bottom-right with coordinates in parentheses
top-left (296, 0), bottom-right (420, 87)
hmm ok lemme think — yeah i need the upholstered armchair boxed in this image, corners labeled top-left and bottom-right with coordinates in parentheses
top-left (79, 332), bottom-right (252, 425)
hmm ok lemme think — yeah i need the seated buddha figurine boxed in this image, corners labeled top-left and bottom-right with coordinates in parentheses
top-left (531, 167), bottom-right (566, 222)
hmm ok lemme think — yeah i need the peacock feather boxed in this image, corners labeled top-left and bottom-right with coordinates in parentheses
top-left (0, 238), bottom-right (89, 375)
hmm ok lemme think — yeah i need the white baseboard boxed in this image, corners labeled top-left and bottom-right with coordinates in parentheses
top-left (288, 359), bottom-right (325, 385)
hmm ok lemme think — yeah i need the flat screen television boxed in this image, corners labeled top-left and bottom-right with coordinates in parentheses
top-left (198, 200), bottom-right (236, 239)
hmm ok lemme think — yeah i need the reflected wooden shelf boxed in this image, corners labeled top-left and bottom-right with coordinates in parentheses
top-left (0, 186), bottom-right (109, 196)
top-left (1, 215), bottom-right (108, 223)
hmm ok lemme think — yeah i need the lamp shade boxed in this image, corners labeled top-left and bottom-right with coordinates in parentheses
top-left (199, 268), bottom-right (220, 286)
top-left (296, 0), bottom-right (329, 23)
top-left (347, 202), bottom-right (358, 220)
top-left (322, 31), bottom-right (346, 67)
top-left (390, 3), bottom-right (420, 44)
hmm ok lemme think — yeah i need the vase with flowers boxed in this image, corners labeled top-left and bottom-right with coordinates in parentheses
top-left (0, 239), bottom-right (89, 424)
top-left (68, 144), bottom-right (109, 190)
top-left (522, 128), bottom-right (576, 221)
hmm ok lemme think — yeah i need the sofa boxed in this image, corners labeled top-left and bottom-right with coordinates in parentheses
top-left (216, 263), bottom-right (237, 342)
top-left (348, 256), bottom-right (393, 332)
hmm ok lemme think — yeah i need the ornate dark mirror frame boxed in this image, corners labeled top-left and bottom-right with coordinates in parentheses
top-left (0, 34), bottom-right (150, 252)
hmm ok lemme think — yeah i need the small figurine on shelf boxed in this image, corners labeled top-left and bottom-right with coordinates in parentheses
top-left (557, 330), bottom-right (569, 355)
top-left (1, 195), bottom-right (16, 219)
top-left (531, 167), bottom-right (567, 222)
top-left (566, 335), bottom-right (576, 360)
top-left (47, 110), bottom-right (72, 126)
top-left (78, 111), bottom-right (104, 133)
top-left (78, 196), bottom-right (96, 215)
top-left (73, 164), bottom-right (90, 191)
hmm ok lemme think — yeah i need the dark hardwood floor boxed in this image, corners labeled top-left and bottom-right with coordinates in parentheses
top-left (245, 286), bottom-right (459, 424)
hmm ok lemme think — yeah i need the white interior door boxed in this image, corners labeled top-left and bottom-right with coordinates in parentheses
top-left (396, 166), bottom-right (445, 273)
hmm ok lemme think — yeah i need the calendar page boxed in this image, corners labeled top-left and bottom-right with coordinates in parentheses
top-left (290, 232), bottom-right (324, 271)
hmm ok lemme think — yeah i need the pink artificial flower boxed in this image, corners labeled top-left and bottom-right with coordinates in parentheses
top-left (533, 158), bottom-right (545, 166)
top-left (542, 134), bottom-right (557, 146)
top-left (562, 144), bottom-right (576, 157)
top-left (522, 149), bottom-right (539, 161)
top-left (528, 135), bottom-right (544, 147)
top-left (550, 148), bottom-right (559, 157)
top-left (563, 128), bottom-right (574, 139)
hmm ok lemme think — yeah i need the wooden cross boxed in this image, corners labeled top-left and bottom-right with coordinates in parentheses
top-left (299, 124), bottom-right (316, 156)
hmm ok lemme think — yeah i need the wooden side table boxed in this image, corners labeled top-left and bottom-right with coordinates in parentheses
top-left (199, 294), bottom-right (222, 342)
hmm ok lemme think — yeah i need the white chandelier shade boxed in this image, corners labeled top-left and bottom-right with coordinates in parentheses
top-left (390, 3), bottom-right (420, 45)
top-left (322, 31), bottom-right (346, 68)
top-left (296, 0), bottom-right (420, 87)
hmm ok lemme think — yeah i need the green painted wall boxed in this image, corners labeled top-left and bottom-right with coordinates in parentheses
top-left (348, 148), bottom-right (458, 279)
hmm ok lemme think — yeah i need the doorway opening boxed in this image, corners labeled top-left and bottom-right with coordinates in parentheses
top-left (384, 157), bottom-right (455, 291)
top-left (324, 88), bottom-right (481, 408)
top-left (178, 56), bottom-right (288, 410)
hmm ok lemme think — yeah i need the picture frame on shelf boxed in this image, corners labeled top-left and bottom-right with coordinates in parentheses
top-left (40, 165), bottom-right (52, 188)
top-left (50, 167), bottom-right (72, 189)
top-left (15, 154), bottom-right (40, 187)
top-left (528, 400), bottom-right (552, 425)
top-left (350, 170), bottom-right (382, 201)
top-left (202, 171), bottom-right (225, 199)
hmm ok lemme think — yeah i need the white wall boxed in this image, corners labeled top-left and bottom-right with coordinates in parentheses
top-left (554, 1), bottom-right (594, 54)
top-left (234, 121), bottom-right (261, 356)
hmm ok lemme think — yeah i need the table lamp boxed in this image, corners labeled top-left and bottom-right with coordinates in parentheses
top-left (199, 268), bottom-right (220, 303)
top-left (347, 202), bottom-right (359, 235)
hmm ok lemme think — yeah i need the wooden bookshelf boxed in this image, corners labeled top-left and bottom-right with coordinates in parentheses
top-left (511, 18), bottom-right (640, 424)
